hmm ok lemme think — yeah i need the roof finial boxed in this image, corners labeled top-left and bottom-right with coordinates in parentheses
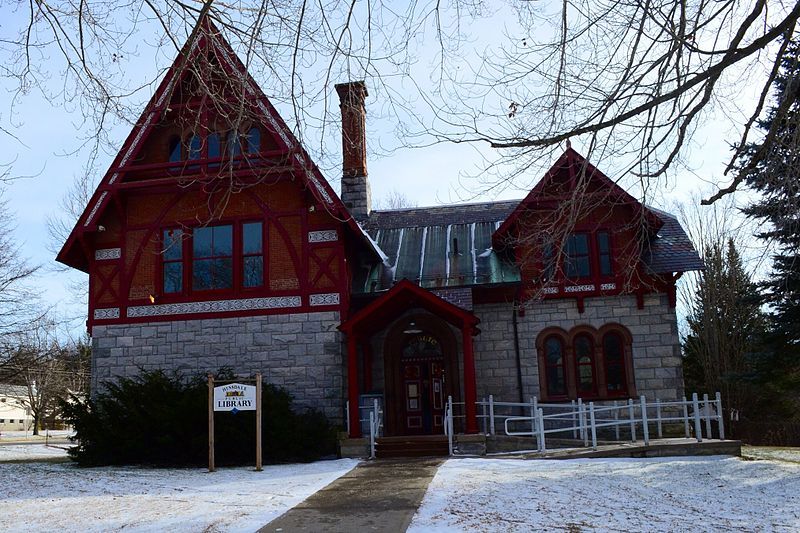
top-left (566, 138), bottom-right (572, 150)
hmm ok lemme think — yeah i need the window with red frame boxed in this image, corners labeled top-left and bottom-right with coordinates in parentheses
top-left (544, 336), bottom-right (567, 397)
top-left (192, 225), bottom-right (233, 290)
top-left (564, 233), bottom-right (591, 278)
top-left (597, 231), bottom-right (613, 277)
top-left (162, 229), bottom-right (184, 294)
top-left (603, 332), bottom-right (627, 395)
top-left (574, 334), bottom-right (597, 396)
top-left (242, 222), bottom-right (264, 288)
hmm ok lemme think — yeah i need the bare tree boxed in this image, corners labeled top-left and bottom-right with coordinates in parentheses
top-left (0, 1), bottom-right (797, 206)
top-left (373, 189), bottom-right (418, 210)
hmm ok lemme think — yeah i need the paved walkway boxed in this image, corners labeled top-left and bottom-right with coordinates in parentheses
top-left (259, 457), bottom-right (444, 532)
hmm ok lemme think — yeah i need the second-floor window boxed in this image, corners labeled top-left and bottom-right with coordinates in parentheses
top-left (161, 221), bottom-right (264, 296)
top-left (544, 230), bottom-right (614, 281)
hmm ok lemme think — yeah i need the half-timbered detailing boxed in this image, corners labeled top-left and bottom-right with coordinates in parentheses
top-left (309, 293), bottom-right (340, 306)
top-left (93, 308), bottom-right (121, 320)
top-left (127, 296), bottom-right (302, 318)
top-left (308, 230), bottom-right (338, 243)
top-left (95, 248), bottom-right (122, 261)
top-left (600, 283), bottom-right (617, 291)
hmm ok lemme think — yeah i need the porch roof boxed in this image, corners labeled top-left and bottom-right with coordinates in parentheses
top-left (339, 279), bottom-right (480, 336)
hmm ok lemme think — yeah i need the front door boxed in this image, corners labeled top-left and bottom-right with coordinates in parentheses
top-left (399, 334), bottom-right (446, 435)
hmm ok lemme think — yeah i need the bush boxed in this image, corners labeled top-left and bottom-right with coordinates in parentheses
top-left (61, 369), bottom-right (338, 466)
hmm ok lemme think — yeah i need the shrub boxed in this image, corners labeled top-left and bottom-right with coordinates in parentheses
top-left (61, 369), bottom-right (338, 466)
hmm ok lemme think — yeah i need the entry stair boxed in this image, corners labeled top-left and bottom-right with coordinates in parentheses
top-left (375, 435), bottom-right (449, 458)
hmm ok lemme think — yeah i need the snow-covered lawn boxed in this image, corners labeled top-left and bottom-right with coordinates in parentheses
top-left (0, 458), bottom-right (358, 532)
top-left (0, 443), bottom-right (69, 461)
top-left (409, 456), bottom-right (800, 532)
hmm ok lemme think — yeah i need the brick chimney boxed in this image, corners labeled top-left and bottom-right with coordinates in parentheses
top-left (335, 81), bottom-right (371, 220)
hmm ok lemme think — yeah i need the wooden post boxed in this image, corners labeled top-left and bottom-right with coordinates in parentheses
top-left (716, 391), bottom-right (726, 440)
top-left (703, 393), bottom-right (713, 439)
top-left (488, 395), bottom-right (495, 436)
top-left (640, 395), bottom-right (650, 446)
top-left (628, 398), bottom-right (636, 442)
top-left (692, 392), bottom-right (703, 442)
top-left (589, 402), bottom-right (597, 451)
top-left (255, 372), bottom-right (262, 472)
top-left (208, 373), bottom-right (215, 472)
top-left (656, 398), bottom-right (663, 439)
top-left (683, 400), bottom-right (690, 438)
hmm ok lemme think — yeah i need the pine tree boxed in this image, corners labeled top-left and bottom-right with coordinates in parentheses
top-left (683, 239), bottom-right (765, 428)
top-left (740, 38), bottom-right (800, 346)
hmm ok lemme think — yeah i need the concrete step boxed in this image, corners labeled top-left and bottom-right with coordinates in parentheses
top-left (376, 436), bottom-right (449, 458)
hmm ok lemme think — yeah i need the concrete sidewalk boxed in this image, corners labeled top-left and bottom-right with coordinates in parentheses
top-left (259, 457), bottom-right (443, 532)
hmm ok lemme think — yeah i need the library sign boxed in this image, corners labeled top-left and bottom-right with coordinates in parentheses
top-left (213, 383), bottom-right (257, 413)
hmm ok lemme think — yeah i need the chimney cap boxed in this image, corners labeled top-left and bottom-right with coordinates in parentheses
top-left (335, 80), bottom-right (369, 101)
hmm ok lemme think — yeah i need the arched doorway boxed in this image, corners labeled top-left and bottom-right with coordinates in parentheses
top-left (384, 315), bottom-right (459, 436)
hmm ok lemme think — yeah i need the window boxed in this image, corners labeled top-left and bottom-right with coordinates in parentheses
top-left (541, 236), bottom-right (555, 282)
top-left (192, 225), bottom-right (233, 291)
top-left (573, 334), bottom-right (596, 396)
top-left (227, 131), bottom-right (242, 157)
top-left (160, 222), bottom-right (264, 296)
top-left (603, 332), bottom-right (627, 396)
top-left (188, 134), bottom-right (202, 160)
top-left (544, 336), bottom-right (566, 397)
top-left (564, 233), bottom-right (591, 278)
top-left (537, 325), bottom-right (634, 401)
top-left (242, 222), bottom-right (263, 288)
top-left (168, 136), bottom-right (181, 162)
top-left (162, 229), bottom-right (184, 294)
top-left (246, 128), bottom-right (261, 154)
top-left (597, 231), bottom-right (612, 277)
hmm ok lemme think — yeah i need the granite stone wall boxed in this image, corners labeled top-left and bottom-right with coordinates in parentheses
top-left (91, 311), bottom-right (345, 423)
top-left (472, 293), bottom-right (685, 403)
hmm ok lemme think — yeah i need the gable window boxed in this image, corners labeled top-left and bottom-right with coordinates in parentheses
top-left (246, 128), bottom-right (261, 154)
top-left (537, 324), bottom-right (634, 401)
top-left (564, 233), bottom-right (591, 278)
top-left (168, 136), bottom-right (182, 162)
top-left (597, 231), bottom-right (612, 277)
top-left (188, 134), bottom-right (202, 160)
top-left (242, 222), bottom-right (264, 288)
top-left (227, 131), bottom-right (242, 157)
top-left (192, 225), bottom-right (233, 291)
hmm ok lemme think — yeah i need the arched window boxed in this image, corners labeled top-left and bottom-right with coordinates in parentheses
top-left (544, 336), bottom-right (567, 397)
top-left (603, 332), bottom-right (627, 396)
top-left (168, 136), bottom-right (181, 162)
top-left (246, 127), bottom-right (261, 154)
top-left (573, 334), bottom-right (597, 396)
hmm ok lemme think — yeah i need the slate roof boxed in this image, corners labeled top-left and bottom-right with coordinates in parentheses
top-left (642, 207), bottom-right (705, 274)
top-left (355, 200), bottom-right (702, 293)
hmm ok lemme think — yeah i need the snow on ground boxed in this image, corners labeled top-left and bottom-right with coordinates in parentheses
top-left (0, 458), bottom-right (358, 532)
top-left (743, 446), bottom-right (800, 464)
top-left (0, 429), bottom-right (72, 440)
top-left (0, 443), bottom-right (69, 461)
top-left (409, 456), bottom-right (800, 532)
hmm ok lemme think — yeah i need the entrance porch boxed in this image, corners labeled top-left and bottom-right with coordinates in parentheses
top-left (339, 280), bottom-right (480, 439)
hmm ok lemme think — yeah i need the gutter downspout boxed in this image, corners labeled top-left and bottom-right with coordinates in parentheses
top-left (512, 298), bottom-right (524, 404)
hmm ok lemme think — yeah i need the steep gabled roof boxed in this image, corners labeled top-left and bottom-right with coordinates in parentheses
top-left (492, 147), bottom-right (663, 248)
top-left (57, 14), bottom-right (379, 272)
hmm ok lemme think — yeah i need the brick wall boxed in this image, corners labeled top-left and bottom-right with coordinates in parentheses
top-left (473, 293), bottom-right (684, 403)
top-left (91, 311), bottom-right (345, 423)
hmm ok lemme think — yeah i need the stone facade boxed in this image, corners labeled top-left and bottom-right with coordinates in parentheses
top-left (91, 311), bottom-right (345, 423)
top-left (472, 293), bottom-right (684, 403)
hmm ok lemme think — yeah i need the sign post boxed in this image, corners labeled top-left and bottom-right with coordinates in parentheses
top-left (208, 374), bottom-right (262, 472)
top-left (208, 373), bottom-right (215, 472)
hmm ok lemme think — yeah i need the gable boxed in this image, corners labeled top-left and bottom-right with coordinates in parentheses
top-left (57, 15), bottom-right (378, 272)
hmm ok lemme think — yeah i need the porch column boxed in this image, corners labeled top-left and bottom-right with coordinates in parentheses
top-left (462, 326), bottom-right (479, 434)
top-left (347, 334), bottom-right (361, 438)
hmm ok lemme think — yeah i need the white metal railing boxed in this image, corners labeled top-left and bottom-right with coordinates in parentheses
top-left (480, 391), bottom-right (726, 452)
top-left (345, 398), bottom-right (384, 459)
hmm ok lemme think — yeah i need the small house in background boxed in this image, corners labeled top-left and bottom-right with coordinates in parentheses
top-left (0, 385), bottom-right (33, 432)
top-left (57, 16), bottom-right (702, 446)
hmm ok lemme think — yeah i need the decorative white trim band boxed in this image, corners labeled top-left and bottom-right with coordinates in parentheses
top-left (127, 296), bottom-right (302, 318)
top-left (308, 230), bottom-right (338, 243)
top-left (309, 293), bottom-right (340, 306)
top-left (95, 248), bottom-right (122, 260)
top-left (94, 308), bottom-right (120, 320)
top-left (564, 284), bottom-right (596, 293)
top-left (600, 283), bottom-right (617, 291)
top-left (542, 287), bottom-right (559, 295)
top-left (84, 191), bottom-right (109, 227)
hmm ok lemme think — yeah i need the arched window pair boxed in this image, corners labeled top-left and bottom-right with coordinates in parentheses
top-left (167, 128), bottom-right (261, 163)
top-left (536, 324), bottom-right (634, 401)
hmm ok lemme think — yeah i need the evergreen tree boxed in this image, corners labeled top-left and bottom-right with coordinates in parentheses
top-left (684, 239), bottom-right (765, 430)
top-left (740, 38), bottom-right (800, 346)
